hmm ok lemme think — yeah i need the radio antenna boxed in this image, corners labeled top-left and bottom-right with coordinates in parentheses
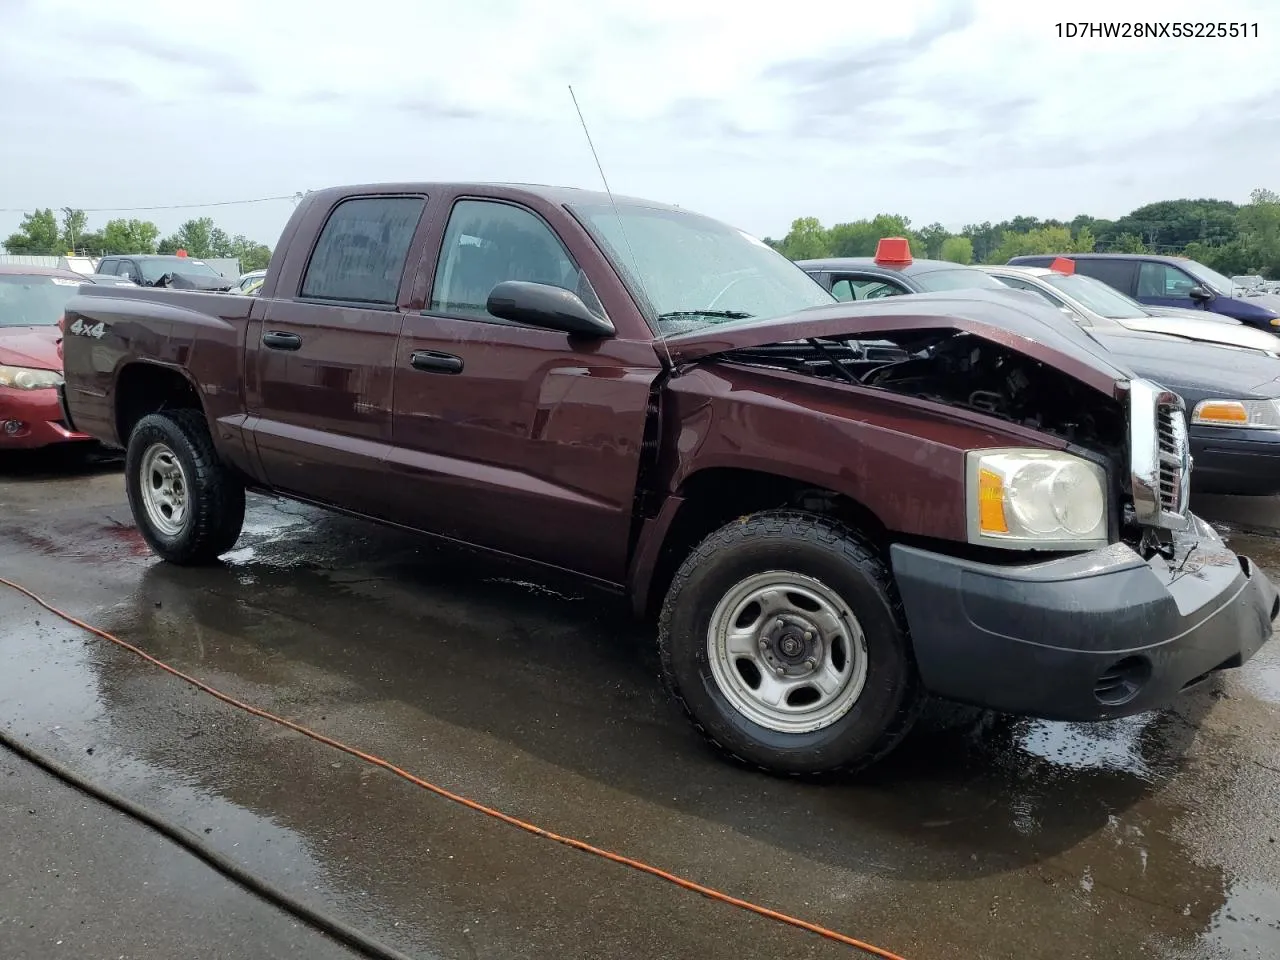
top-left (567, 85), bottom-right (667, 361)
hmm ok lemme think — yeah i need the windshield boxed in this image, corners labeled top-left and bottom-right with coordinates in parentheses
top-left (569, 202), bottom-right (833, 334)
top-left (1181, 259), bottom-right (1237, 295)
top-left (138, 257), bottom-right (224, 283)
top-left (0, 274), bottom-right (83, 327)
top-left (1042, 273), bottom-right (1148, 319)
top-left (911, 268), bottom-right (1009, 292)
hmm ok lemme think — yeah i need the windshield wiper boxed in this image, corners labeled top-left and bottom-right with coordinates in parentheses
top-left (657, 310), bottom-right (754, 321)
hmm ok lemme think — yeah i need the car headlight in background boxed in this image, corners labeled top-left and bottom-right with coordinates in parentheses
top-left (1190, 398), bottom-right (1280, 429)
top-left (967, 449), bottom-right (1108, 550)
top-left (0, 365), bottom-right (63, 390)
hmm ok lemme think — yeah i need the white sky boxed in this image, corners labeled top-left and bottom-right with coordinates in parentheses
top-left (2, 0), bottom-right (1278, 246)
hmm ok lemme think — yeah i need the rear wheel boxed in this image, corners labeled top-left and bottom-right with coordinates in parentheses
top-left (658, 510), bottom-right (922, 777)
top-left (125, 409), bottom-right (245, 565)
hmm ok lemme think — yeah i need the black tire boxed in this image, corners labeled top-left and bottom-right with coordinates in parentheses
top-left (125, 409), bottom-right (245, 565)
top-left (658, 510), bottom-right (922, 778)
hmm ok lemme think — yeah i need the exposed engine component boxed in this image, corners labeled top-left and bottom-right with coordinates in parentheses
top-left (723, 332), bottom-right (1127, 457)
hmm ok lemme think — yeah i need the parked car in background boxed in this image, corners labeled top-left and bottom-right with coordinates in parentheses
top-left (85, 273), bottom-right (138, 287)
top-left (0, 266), bottom-right (98, 450)
top-left (95, 254), bottom-right (235, 291)
top-left (1233, 275), bottom-right (1266, 293)
top-left (1007, 253), bottom-right (1280, 332)
top-left (57, 183), bottom-right (1278, 776)
top-left (978, 261), bottom-right (1280, 355)
top-left (799, 242), bottom-right (1280, 495)
top-left (231, 269), bottom-right (267, 294)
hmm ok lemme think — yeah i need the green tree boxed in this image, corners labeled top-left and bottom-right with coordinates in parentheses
top-left (916, 222), bottom-right (950, 259)
top-left (227, 235), bottom-right (273, 272)
top-left (961, 221), bottom-right (1003, 263)
top-left (1235, 187), bottom-right (1280, 277)
top-left (988, 225), bottom-right (1093, 264)
top-left (3, 208), bottom-right (60, 255)
top-left (1105, 232), bottom-right (1148, 253)
top-left (777, 217), bottom-right (831, 260)
top-left (158, 217), bottom-right (233, 258)
top-left (939, 236), bottom-right (973, 264)
top-left (827, 214), bottom-right (917, 258)
top-left (97, 219), bottom-right (161, 254)
top-left (60, 208), bottom-right (87, 253)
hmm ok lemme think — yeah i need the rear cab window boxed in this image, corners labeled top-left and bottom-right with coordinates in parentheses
top-left (300, 196), bottom-right (426, 305)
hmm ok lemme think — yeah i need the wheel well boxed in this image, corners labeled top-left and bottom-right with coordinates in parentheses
top-left (642, 468), bottom-right (888, 619)
top-left (115, 363), bottom-right (205, 446)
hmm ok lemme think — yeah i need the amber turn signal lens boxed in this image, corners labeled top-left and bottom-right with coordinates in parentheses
top-left (1194, 400), bottom-right (1249, 424)
top-left (978, 467), bottom-right (1009, 534)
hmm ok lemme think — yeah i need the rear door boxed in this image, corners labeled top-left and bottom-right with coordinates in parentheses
top-left (389, 194), bottom-right (662, 581)
top-left (245, 194), bottom-right (427, 515)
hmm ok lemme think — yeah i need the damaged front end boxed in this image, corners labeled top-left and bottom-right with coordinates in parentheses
top-left (664, 295), bottom-right (1193, 557)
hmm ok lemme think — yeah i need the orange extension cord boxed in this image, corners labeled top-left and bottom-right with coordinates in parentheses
top-left (0, 575), bottom-right (909, 960)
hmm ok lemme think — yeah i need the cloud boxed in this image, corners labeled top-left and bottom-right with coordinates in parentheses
top-left (75, 76), bottom-right (146, 99)
top-left (2, 0), bottom-right (1279, 249)
top-left (394, 97), bottom-right (482, 121)
top-left (67, 25), bottom-right (260, 97)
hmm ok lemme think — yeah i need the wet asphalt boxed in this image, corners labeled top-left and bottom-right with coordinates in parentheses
top-left (2, 451), bottom-right (1280, 960)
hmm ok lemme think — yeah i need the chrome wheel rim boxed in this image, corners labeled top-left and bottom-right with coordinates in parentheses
top-left (139, 442), bottom-right (190, 537)
top-left (706, 571), bottom-right (868, 734)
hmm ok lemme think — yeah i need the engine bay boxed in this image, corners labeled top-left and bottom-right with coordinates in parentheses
top-left (722, 330), bottom-right (1128, 459)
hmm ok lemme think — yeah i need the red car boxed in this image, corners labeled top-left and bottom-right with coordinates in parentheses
top-left (0, 265), bottom-right (97, 450)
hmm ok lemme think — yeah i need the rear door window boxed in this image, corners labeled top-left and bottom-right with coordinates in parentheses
top-left (1074, 259), bottom-right (1138, 296)
top-left (301, 196), bottom-right (426, 305)
top-left (117, 261), bottom-right (140, 283)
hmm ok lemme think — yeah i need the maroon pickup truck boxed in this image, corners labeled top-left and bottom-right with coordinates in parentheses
top-left (58, 183), bottom-right (1277, 776)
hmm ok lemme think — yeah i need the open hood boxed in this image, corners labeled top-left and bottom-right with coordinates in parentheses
top-left (664, 291), bottom-right (1135, 397)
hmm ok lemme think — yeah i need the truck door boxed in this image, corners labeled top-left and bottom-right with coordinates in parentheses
top-left (245, 195), bottom-right (427, 515)
top-left (389, 196), bottom-right (662, 583)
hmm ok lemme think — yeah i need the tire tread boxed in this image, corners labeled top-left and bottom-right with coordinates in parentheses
top-left (657, 510), bottom-right (924, 778)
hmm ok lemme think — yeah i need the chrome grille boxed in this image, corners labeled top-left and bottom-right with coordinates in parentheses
top-left (1156, 404), bottom-right (1184, 515)
top-left (1129, 379), bottom-right (1191, 529)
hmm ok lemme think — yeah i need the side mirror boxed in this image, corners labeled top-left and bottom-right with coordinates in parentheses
top-left (486, 281), bottom-right (615, 338)
top-left (1189, 285), bottom-right (1213, 302)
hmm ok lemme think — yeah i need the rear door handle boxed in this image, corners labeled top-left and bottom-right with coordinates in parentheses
top-left (410, 350), bottom-right (464, 374)
top-left (262, 331), bottom-right (302, 350)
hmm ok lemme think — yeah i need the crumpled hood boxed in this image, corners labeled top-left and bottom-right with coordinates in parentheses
top-left (0, 325), bottom-right (60, 371)
top-left (665, 290), bottom-right (1136, 397)
top-left (1091, 327), bottom-right (1280, 396)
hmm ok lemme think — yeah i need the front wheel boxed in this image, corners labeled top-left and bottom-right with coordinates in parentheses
top-left (658, 511), bottom-right (922, 777)
top-left (125, 409), bottom-right (245, 565)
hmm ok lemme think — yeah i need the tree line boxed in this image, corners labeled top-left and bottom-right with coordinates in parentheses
top-left (764, 188), bottom-right (1280, 278)
top-left (3, 208), bottom-right (273, 272)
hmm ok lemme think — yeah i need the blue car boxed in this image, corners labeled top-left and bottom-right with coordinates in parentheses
top-left (1007, 253), bottom-right (1280, 332)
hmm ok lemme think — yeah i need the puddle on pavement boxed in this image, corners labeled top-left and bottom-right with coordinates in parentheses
top-left (1203, 880), bottom-right (1280, 957)
top-left (5, 488), bottom-right (1280, 958)
top-left (1015, 715), bottom-right (1161, 781)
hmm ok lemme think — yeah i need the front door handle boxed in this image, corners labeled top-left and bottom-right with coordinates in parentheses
top-left (410, 350), bottom-right (464, 374)
top-left (262, 331), bottom-right (302, 351)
